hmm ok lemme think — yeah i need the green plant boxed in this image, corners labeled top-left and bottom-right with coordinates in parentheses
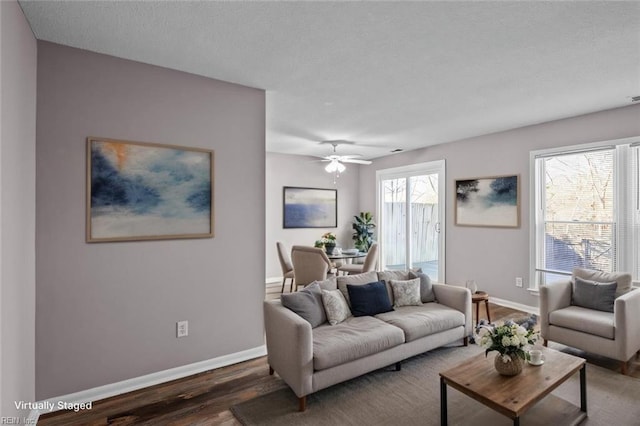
top-left (352, 212), bottom-right (375, 252)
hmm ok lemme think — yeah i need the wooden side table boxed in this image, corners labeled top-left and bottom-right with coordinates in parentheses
top-left (472, 291), bottom-right (491, 327)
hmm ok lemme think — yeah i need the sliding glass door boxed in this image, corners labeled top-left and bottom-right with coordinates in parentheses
top-left (377, 161), bottom-right (445, 281)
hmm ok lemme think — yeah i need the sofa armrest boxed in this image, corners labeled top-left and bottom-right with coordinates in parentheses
top-left (614, 288), bottom-right (640, 360)
top-left (432, 283), bottom-right (472, 335)
top-left (263, 300), bottom-right (314, 397)
top-left (539, 280), bottom-right (572, 338)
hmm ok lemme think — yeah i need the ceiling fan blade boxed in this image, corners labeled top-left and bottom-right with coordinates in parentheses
top-left (341, 158), bottom-right (372, 165)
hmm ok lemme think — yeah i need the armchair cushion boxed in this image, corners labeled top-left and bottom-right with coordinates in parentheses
top-left (573, 267), bottom-right (633, 298)
top-left (572, 277), bottom-right (617, 313)
top-left (549, 305), bottom-right (614, 339)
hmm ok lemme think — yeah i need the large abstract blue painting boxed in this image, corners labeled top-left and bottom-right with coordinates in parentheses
top-left (87, 137), bottom-right (213, 242)
top-left (283, 187), bottom-right (337, 228)
top-left (455, 175), bottom-right (519, 228)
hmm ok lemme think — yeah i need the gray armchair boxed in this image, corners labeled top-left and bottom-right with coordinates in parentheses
top-left (540, 268), bottom-right (640, 374)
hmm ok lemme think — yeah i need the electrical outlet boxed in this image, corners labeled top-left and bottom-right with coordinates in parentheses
top-left (515, 277), bottom-right (523, 288)
top-left (177, 320), bottom-right (188, 338)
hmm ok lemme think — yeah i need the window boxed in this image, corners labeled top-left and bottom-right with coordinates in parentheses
top-left (531, 138), bottom-right (640, 290)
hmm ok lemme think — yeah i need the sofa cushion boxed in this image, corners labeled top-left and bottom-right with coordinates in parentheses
top-left (573, 267), bottom-right (632, 298)
top-left (312, 316), bottom-right (405, 370)
top-left (321, 289), bottom-right (352, 325)
top-left (311, 276), bottom-right (338, 291)
top-left (549, 305), bottom-right (614, 339)
top-left (280, 282), bottom-right (326, 328)
top-left (337, 271), bottom-right (382, 306)
top-left (409, 271), bottom-right (436, 302)
top-left (378, 270), bottom-right (416, 304)
top-left (378, 270), bottom-right (412, 282)
top-left (390, 278), bottom-right (422, 308)
top-left (572, 276), bottom-right (617, 313)
top-left (347, 281), bottom-right (394, 316)
top-left (375, 303), bottom-right (465, 342)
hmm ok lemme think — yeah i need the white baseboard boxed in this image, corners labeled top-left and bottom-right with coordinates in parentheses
top-left (29, 344), bottom-right (266, 421)
top-left (490, 296), bottom-right (539, 315)
top-left (265, 276), bottom-right (282, 284)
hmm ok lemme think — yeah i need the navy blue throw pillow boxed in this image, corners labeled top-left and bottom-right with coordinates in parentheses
top-left (347, 281), bottom-right (394, 317)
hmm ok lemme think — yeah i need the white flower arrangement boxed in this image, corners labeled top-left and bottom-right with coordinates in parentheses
top-left (475, 316), bottom-right (539, 362)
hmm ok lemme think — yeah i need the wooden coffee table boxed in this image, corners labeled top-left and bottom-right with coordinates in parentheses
top-left (439, 347), bottom-right (586, 425)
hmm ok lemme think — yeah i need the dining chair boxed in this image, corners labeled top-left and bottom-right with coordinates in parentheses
top-left (276, 242), bottom-right (295, 293)
top-left (337, 243), bottom-right (379, 275)
top-left (291, 245), bottom-right (334, 290)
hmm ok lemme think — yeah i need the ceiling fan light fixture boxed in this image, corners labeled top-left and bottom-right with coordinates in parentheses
top-left (325, 160), bottom-right (338, 173)
top-left (325, 159), bottom-right (346, 174)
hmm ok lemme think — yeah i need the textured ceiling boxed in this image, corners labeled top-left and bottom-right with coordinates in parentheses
top-left (19, 1), bottom-right (640, 160)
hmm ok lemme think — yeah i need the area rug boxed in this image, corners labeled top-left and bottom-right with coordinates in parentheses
top-left (231, 344), bottom-right (640, 425)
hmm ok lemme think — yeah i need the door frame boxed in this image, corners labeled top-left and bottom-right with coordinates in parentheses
top-left (376, 160), bottom-right (446, 282)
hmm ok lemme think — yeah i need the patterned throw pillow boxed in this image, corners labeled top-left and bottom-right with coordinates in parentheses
top-left (321, 289), bottom-right (352, 325)
top-left (390, 278), bottom-right (423, 308)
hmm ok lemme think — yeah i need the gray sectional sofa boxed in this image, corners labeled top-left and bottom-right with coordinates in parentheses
top-left (263, 270), bottom-right (472, 411)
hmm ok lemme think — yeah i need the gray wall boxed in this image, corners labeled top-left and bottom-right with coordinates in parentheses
top-left (36, 42), bottom-right (265, 399)
top-left (0, 0), bottom-right (37, 417)
top-left (361, 104), bottom-right (640, 307)
top-left (265, 152), bottom-right (361, 279)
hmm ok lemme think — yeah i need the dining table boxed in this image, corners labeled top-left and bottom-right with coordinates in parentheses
top-left (327, 252), bottom-right (366, 275)
top-left (327, 251), bottom-right (367, 261)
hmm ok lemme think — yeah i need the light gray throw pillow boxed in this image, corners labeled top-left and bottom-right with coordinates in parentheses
top-left (572, 276), bottom-right (617, 313)
top-left (281, 282), bottom-right (327, 327)
top-left (409, 271), bottom-right (435, 302)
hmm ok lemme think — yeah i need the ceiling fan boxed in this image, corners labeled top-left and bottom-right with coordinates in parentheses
top-left (318, 141), bottom-right (372, 174)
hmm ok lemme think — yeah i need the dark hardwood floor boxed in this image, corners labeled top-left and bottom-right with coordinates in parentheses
top-left (38, 283), bottom-right (639, 425)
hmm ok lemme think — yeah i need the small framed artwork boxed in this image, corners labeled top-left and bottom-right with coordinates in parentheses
top-left (455, 175), bottom-right (520, 228)
top-left (87, 137), bottom-right (214, 242)
top-left (283, 186), bottom-right (337, 228)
